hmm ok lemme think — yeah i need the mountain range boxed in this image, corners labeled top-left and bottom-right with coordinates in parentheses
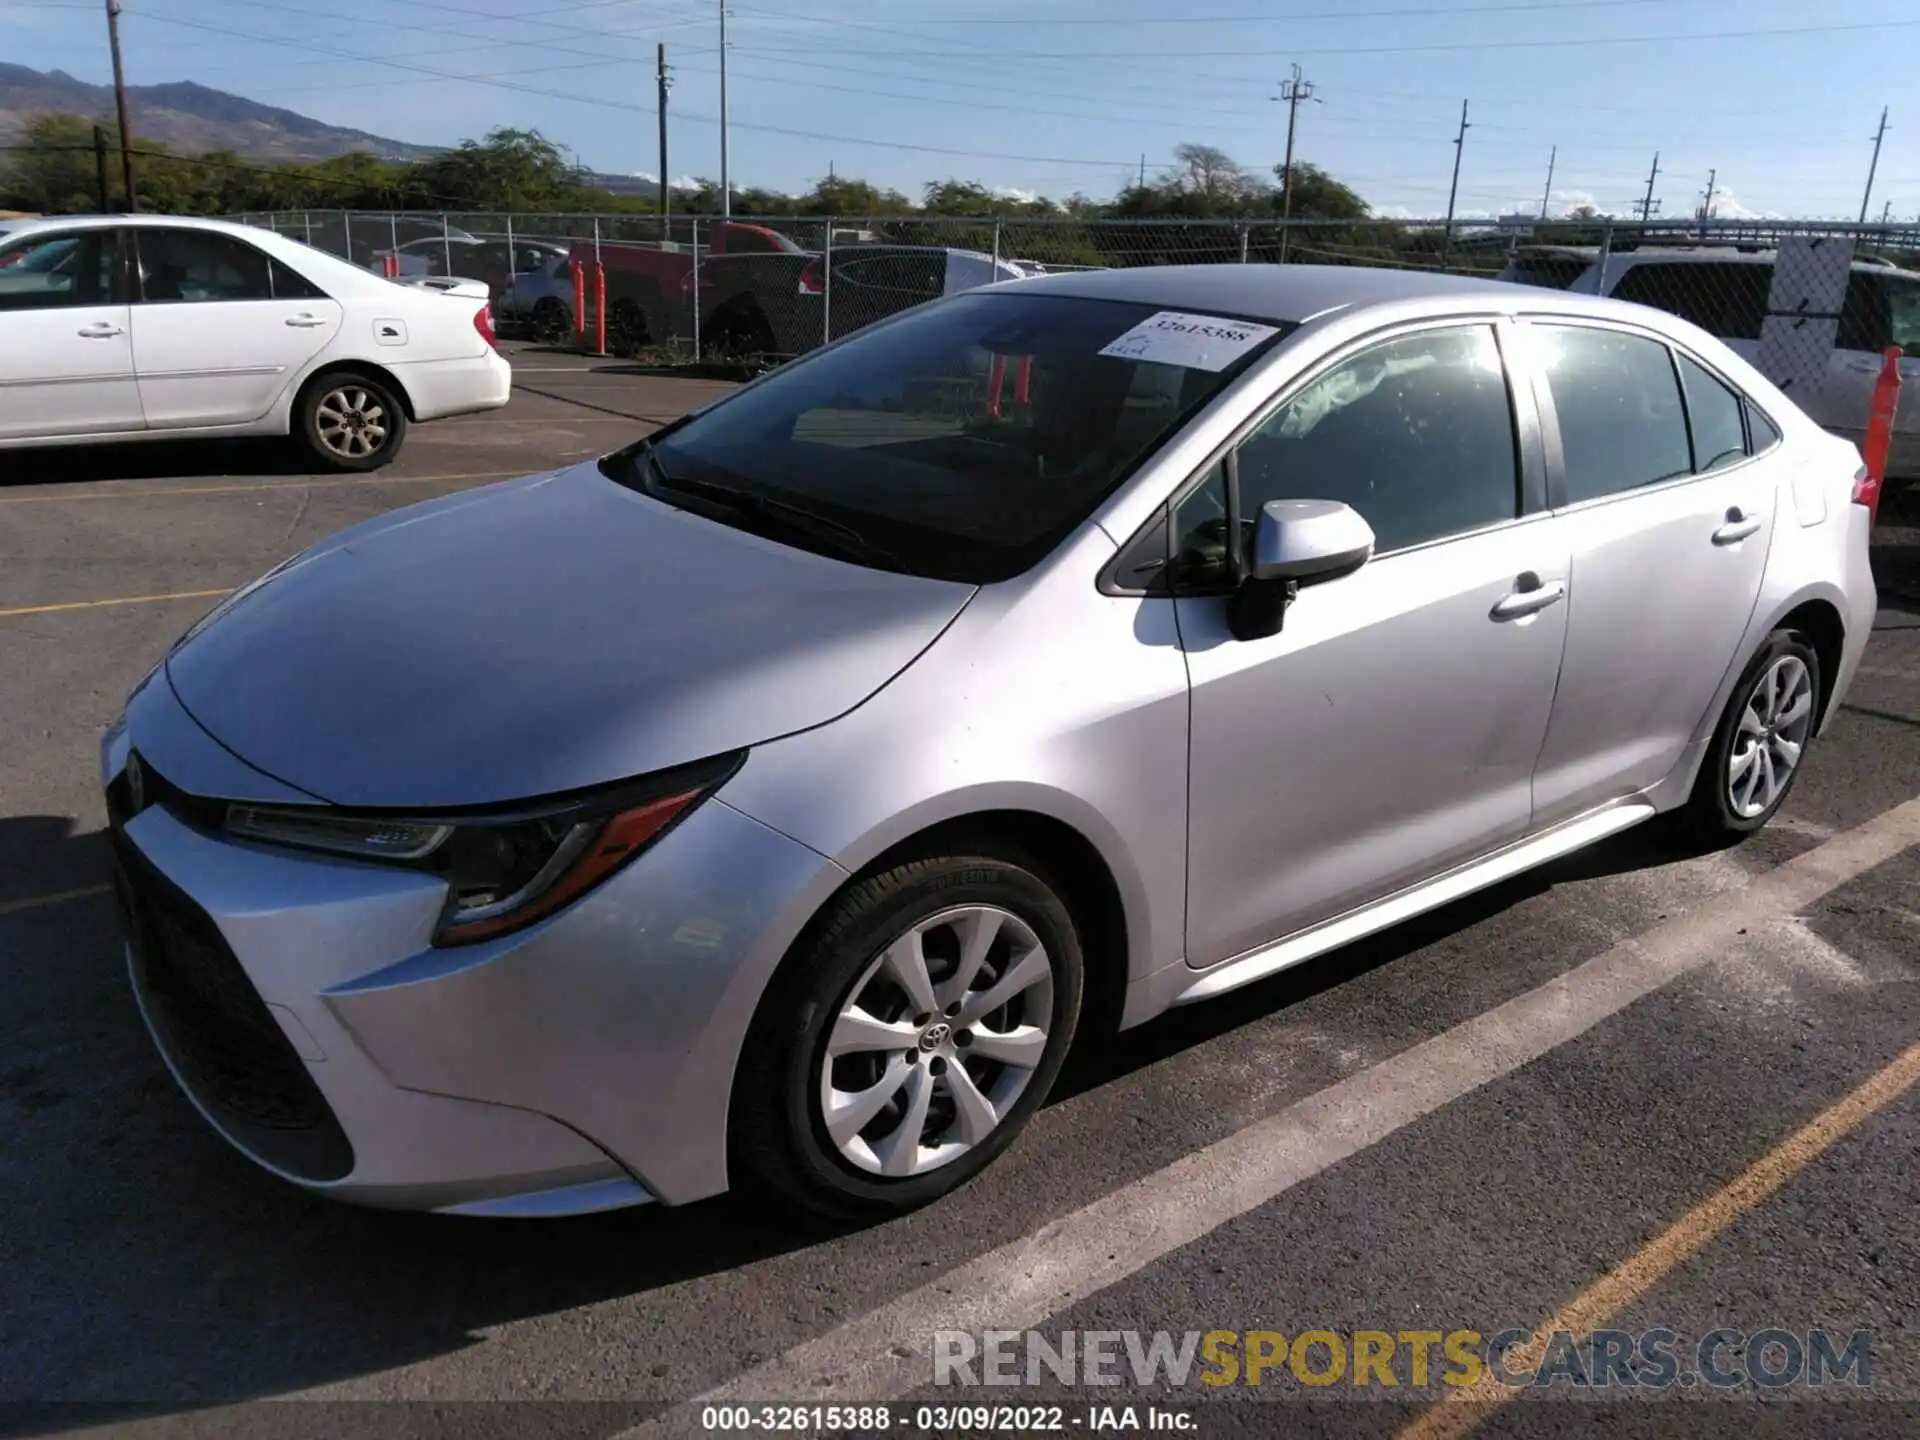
top-left (0, 63), bottom-right (438, 162)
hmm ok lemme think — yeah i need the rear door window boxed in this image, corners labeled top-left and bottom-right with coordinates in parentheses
top-left (1677, 355), bottom-right (1749, 472)
top-left (1610, 261), bottom-right (1770, 341)
top-left (1839, 271), bottom-right (1893, 353)
top-left (1536, 324), bottom-right (1693, 503)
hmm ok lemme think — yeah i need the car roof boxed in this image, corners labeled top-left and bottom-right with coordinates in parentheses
top-left (1005, 262), bottom-right (1541, 324)
top-left (1510, 244), bottom-right (1907, 272)
top-left (0, 213), bottom-right (280, 241)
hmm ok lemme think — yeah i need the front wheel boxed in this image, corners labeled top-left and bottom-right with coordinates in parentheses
top-left (1681, 628), bottom-right (1823, 841)
top-left (298, 372), bottom-right (408, 472)
top-left (732, 850), bottom-right (1084, 1218)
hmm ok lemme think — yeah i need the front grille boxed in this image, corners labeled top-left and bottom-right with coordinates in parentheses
top-left (112, 826), bottom-right (354, 1182)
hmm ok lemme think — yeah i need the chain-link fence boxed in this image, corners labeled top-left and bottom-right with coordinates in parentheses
top-left (232, 211), bottom-right (1920, 384)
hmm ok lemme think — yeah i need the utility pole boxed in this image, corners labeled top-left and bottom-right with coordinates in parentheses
top-left (91, 124), bottom-right (111, 212)
top-left (717, 0), bottom-right (730, 218)
top-left (103, 0), bottom-right (135, 210)
top-left (1637, 151), bottom-right (1661, 224)
top-left (1138, 153), bottom-right (1146, 189)
top-left (1273, 63), bottom-right (1319, 263)
top-left (1698, 168), bottom-right (1717, 224)
top-left (1537, 144), bottom-right (1556, 221)
top-left (1859, 106), bottom-right (1889, 223)
top-left (657, 43), bottom-right (671, 226)
top-left (1880, 199), bottom-right (1892, 226)
top-left (1440, 98), bottom-right (1469, 270)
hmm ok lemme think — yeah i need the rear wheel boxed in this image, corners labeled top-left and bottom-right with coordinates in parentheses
top-left (297, 371), bottom-right (407, 472)
top-left (529, 297), bottom-right (572, 343)
top-left (1680, 628), bottom-right (1822, 842)
top-left (732, 849), bottom-right (1083, 1218)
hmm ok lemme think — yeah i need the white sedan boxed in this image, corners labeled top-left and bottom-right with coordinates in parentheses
top-left (0, 215), bottom-right (511, 471)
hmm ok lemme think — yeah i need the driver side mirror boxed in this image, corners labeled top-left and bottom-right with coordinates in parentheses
top-left (1228, 499), bottom-right (1375, 642)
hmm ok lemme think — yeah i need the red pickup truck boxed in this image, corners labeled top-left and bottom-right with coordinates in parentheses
top-left (568, 221), bottom-right (804, 353)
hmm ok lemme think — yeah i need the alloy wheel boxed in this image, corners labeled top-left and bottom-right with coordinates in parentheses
top-left (314, 386), bottom-right (390, 461)
top-left (817, 904), bottom-right (1055, 1178)
top-left (1728, 654), bottom-right (1814, 819)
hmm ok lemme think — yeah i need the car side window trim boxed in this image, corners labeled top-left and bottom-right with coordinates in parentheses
top-left (1519, 314), bottom-right (1775, 514)
top-left (1103, 314), bottom-right (1540, 597)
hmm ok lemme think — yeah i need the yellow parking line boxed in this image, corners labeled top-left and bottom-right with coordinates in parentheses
top-left (0, 884), bottom-right (112, 919)
top-left (1398, 1036), bottom-right (1920, 1440)
top-left (0, 588), bottom-right (231, 619)
top-left (0, 469), bottom-right (527, 505)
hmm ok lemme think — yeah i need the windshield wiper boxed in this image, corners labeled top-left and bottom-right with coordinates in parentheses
top-left (636, 461), bottom-right (902, 571)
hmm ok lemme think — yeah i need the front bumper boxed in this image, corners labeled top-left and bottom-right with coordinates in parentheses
top-left (104, 729), bottom-right (844, 1213)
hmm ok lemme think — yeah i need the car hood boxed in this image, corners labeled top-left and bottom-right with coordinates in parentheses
top-left (165, 462), bottom-right (976, 808)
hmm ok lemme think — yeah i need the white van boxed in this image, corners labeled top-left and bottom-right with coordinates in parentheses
top-left (1500, 245), bottom-right (1920, 482)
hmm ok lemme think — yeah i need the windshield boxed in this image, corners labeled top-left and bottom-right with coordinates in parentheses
top-left (612, 291), bottom-right (1290, 583)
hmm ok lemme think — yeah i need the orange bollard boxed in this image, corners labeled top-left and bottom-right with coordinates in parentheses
top-left (570, 260), bottom-right (587, 341)
top-left (1014, 354), bottom-right (1033, 407)
top-left (593, 263), bottom-right (608, 357)
top-left (1859, 345), bottom-right (1903, 528)
top-left (986, 354), bottom-right (1007, 419)
top-left (381, 252), bottom-right (400, 279)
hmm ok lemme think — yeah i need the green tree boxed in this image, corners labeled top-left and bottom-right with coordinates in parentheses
top-left (1270, 161), bottom-right (1369, 220)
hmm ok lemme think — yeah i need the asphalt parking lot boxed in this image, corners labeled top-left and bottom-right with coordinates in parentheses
top-left (2, 340), bottom-right (1917, 1439)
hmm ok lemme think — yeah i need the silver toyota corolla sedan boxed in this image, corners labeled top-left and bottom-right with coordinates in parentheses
top-left (104, 265), bottom-right (1877, 1219)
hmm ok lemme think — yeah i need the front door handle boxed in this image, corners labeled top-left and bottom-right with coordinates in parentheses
top-left (1712, 508), bottom-right (1763, 545)
top-left (76, 322), bottom-right (124, 339)
top-left (284, 314), bottom-right (329, 328)
top-left (1491, 574), bottom-right (1566, 621)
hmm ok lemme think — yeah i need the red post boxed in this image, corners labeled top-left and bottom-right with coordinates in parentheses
top-left (593, 263), bottom-right (608, 357)
top-left (570, 259), bottom-right (587, 341)
top-left (1860, 345), bottom-right (1903, 527)
top-left (381, 252), bottom-right (399, 279)
top-left (986, 354), bottom-right (1007, 419)
top-left (1014, 354), bottom-right (1033, 407)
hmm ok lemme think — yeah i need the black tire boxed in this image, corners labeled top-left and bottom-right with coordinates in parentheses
top-left (1679, 628), bottom-right (1823, 843)
top-left (297, 370), bottom-right (408, 473)
top-left (706, 300), bottom-right (777, 363)
top-left (607, 297), bottom-right (649, 357)
top-left (530, 297), bottom-right (571, 343)
top-left (732, 847), bottom-right (1084, 1219)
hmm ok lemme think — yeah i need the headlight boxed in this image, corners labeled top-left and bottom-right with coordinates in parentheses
top-left (223, 753), bottom-right (743, 946)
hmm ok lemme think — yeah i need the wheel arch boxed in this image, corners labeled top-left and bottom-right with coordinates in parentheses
top-left (293, 358), bottom-right (419, 423)
top-left (1772, 595), bottom-right (1846, 729)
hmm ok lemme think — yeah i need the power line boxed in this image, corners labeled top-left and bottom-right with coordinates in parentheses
top-left (122, 9), bottom-right (1143, 168)
top-left (726, 0), bottom-right (1750, 28)
top-left (732, 16), bottom-right (1920, 60)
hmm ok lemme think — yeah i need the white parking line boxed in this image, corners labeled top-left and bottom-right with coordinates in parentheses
top-left (621, 794), bottom-right (1920, 1436)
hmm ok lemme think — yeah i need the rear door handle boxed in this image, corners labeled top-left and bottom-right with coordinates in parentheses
top-left (1712, 510), bottom-right (1763, 545)
top-left (284, 314), bottom-right (329, 328)
top-left (76, 322), bottom-right (123, 339)
top-left (1491, 576), bottom-right (1566, 620)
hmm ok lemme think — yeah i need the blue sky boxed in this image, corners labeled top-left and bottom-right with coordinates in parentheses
top-left (4, 0), bottom-right (1918, 219)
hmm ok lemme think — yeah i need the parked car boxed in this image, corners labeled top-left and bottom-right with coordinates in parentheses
top-left (1499, 245), bottom-right (1920, 482)
top-left (104, 266), bottom-right (1873, 1219)
top-left (587, 225), bottom-right (1028, 358)
top-left (0, 215), bottom-right (510, 470)
top-left (493, 244), bottom-right (578, 340)
top-left (690, 241), bottom-right (1030, 359)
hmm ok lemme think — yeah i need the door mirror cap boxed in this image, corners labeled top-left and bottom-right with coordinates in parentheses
top-left (1249, 499), bottom-right (1375, 584)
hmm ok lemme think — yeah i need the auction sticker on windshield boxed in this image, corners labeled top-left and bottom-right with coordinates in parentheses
top-left (1097, 310), bottom-right (1281, 371)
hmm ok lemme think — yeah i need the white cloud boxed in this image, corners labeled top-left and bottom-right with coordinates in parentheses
top-left (1704, 184), bottom-right (1757, 219)
top-left (993, 186), bottom-right (1041, 204)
